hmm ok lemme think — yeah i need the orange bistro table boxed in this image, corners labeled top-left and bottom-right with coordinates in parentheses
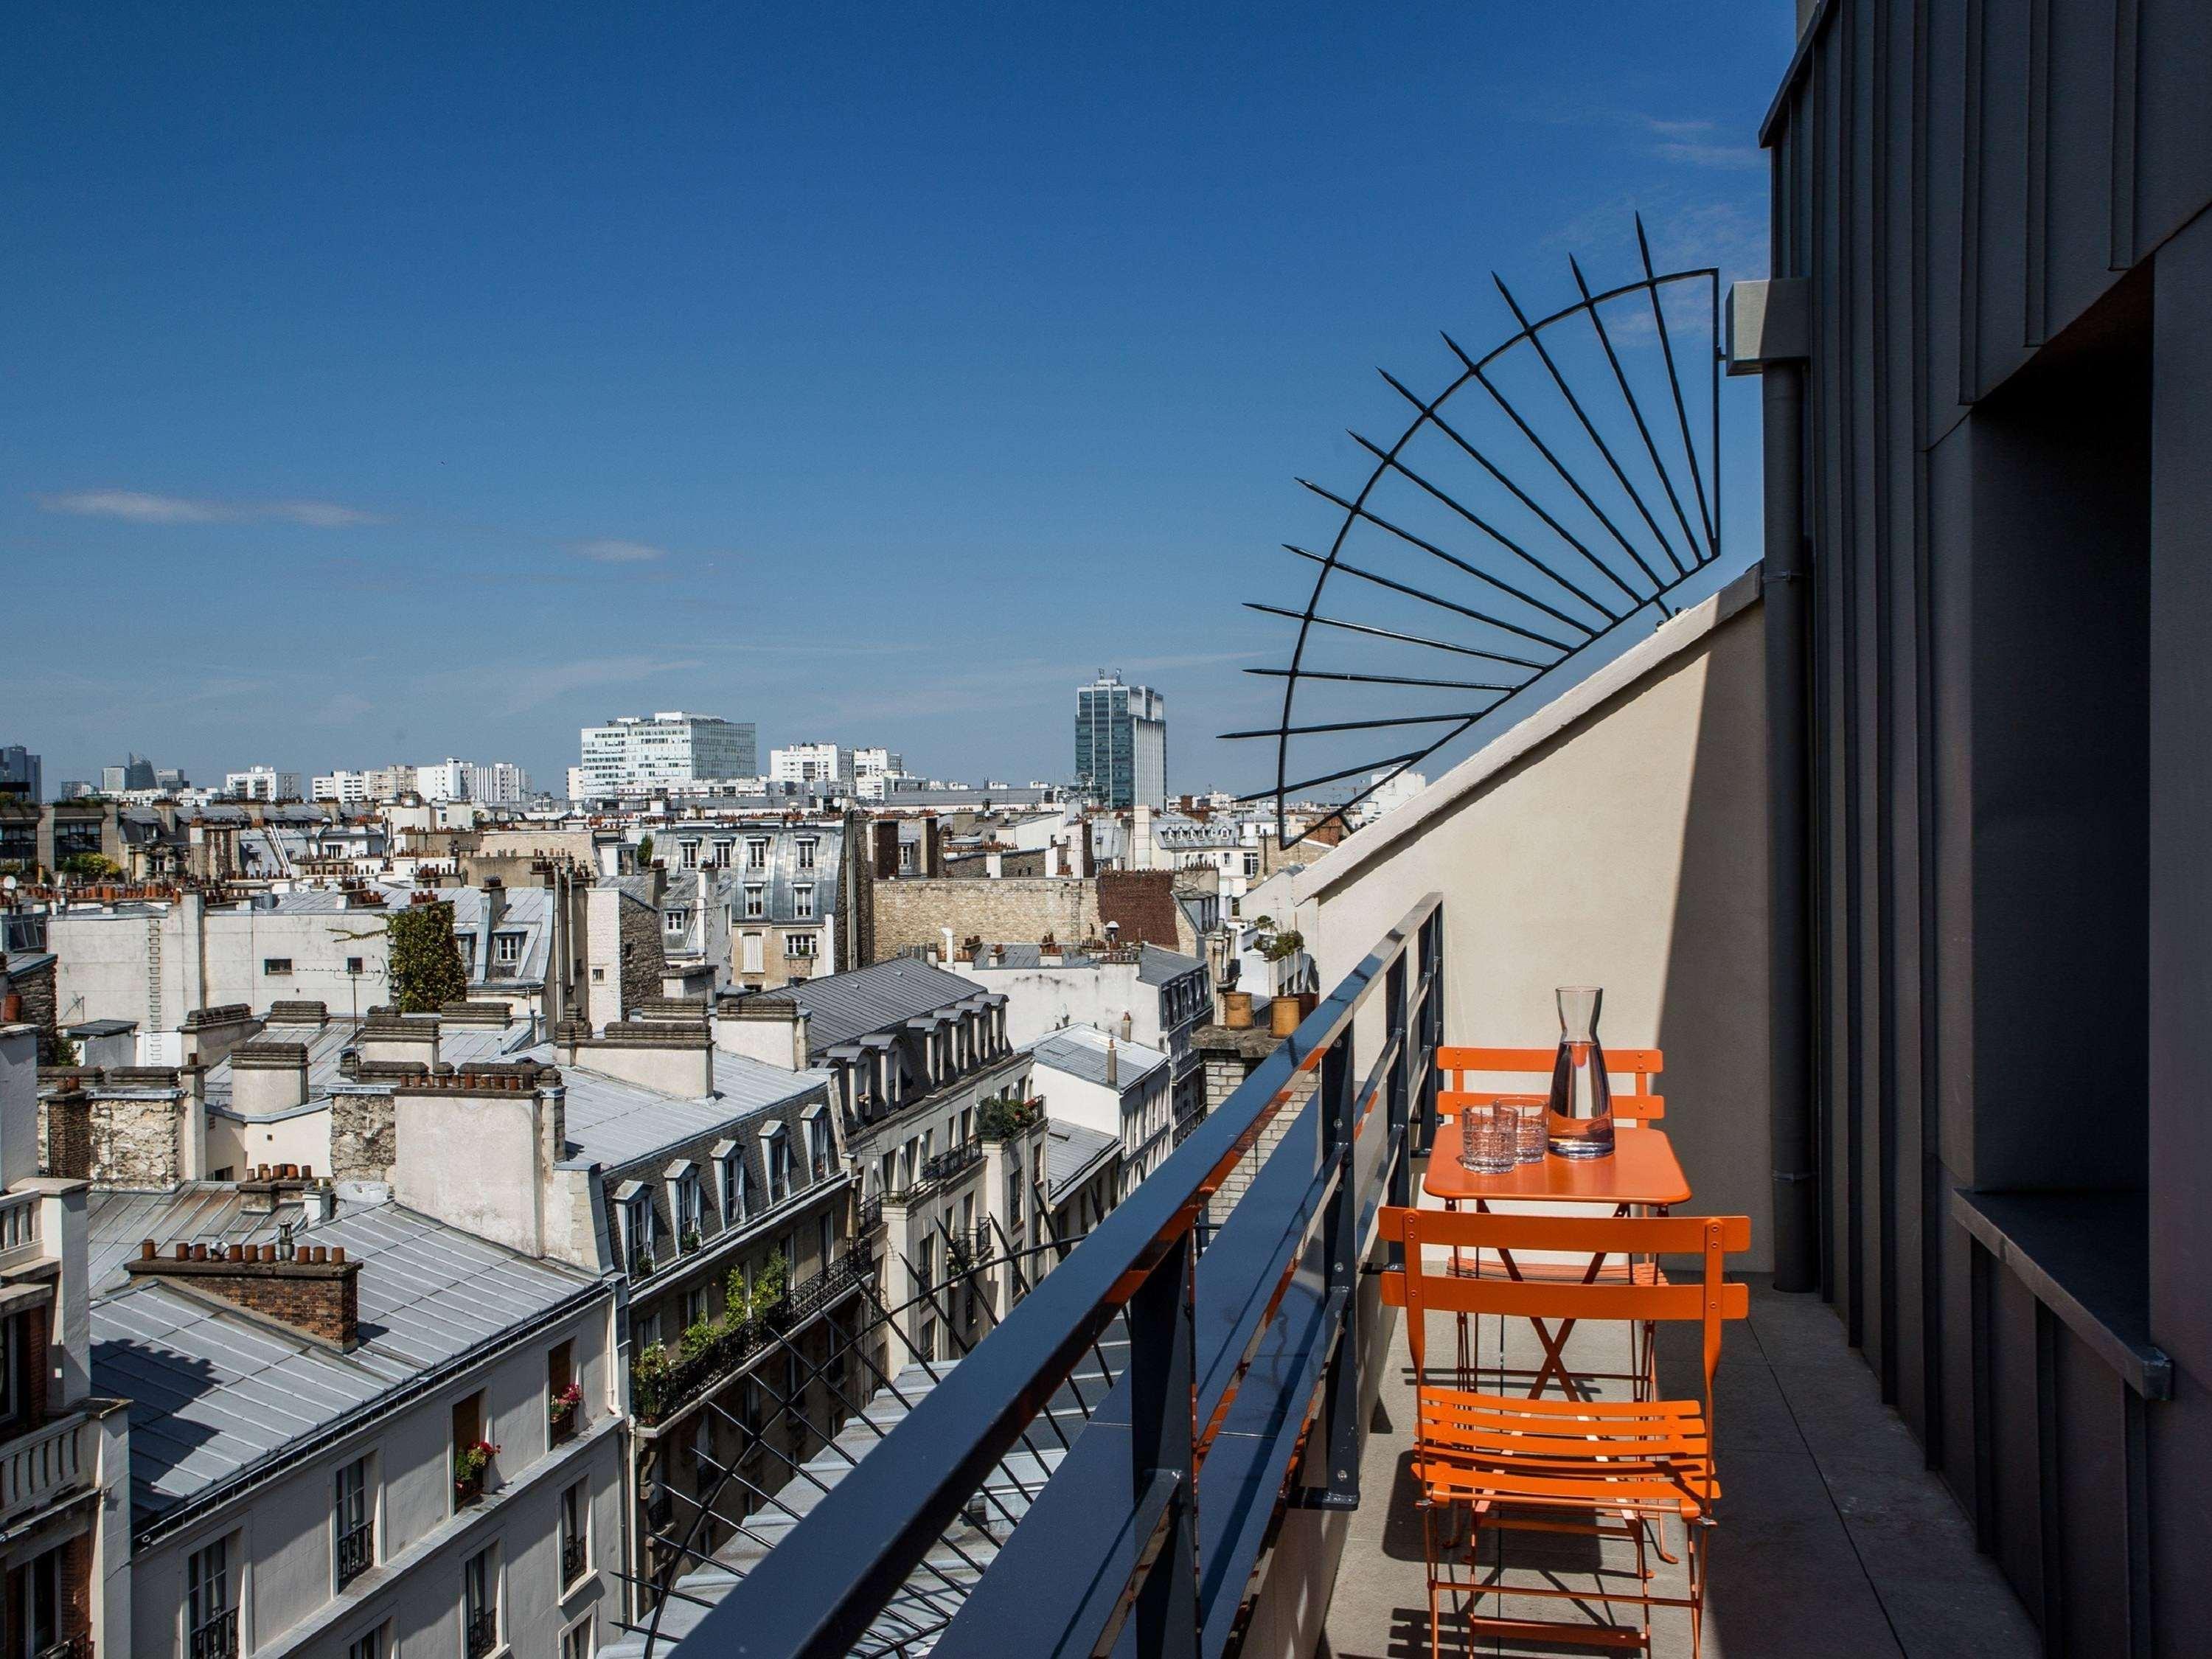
top-left (1422, 1119), bottom-right (1692, 1399)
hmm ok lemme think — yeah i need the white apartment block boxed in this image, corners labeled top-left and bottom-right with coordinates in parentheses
top-left (225, 766), bottom-right (302, 802)
top-left (312, 771), bottom-right (373, 805)
top-left (468, 761), bottom-right (529, 807)
top-left (577, 714), bottom-right (758, 797)
top-left (414, 759), bottom-right (471, 803)
top-left (768, 742), bottom-right (842, 786)
top-left (849, 746), bottom-right (904, 800)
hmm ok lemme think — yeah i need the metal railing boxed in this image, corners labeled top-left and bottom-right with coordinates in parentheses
top-left (465, 1608), bottom-right (499, 1658)
top-left (669, 892), bottom-right (1444, 1657)
top-left (634, 1255), bottom-right (872, 1427)
top-left (884, 1137), bottom-right (982, 1207)
top-left (563, 1533), bottom-right (588, 1587)
top-left (335, 1518), bottom-right (374, 1589)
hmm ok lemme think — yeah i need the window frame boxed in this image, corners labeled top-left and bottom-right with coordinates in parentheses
top-left (185, 1534), bottom-right (236, 1659)
top-left (333, 1452), bottom-right (375, 1592)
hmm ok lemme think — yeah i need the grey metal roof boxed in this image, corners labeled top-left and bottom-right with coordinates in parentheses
top-left (91, 1202), bottom-right (602, 1526)
top-left (1135, 943), bottom-right (1206, 987)
top-left (1045, 1120), bottom-right (1120, 1197)
top-left (87, 1185), bottom-right (297, 1292)
top-left (526, 1041), bottom-right (832, 1174)
top-left (759, 958), bottom-right (982, 1058)
top-left (1023, 1025), bottom-right (1169, 1093)
top-left (974, 943), bottom-right (1096, 970)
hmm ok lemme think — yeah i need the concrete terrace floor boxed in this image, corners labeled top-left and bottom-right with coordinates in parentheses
top-left (1321, 1274), bottom-right (2039, 1658)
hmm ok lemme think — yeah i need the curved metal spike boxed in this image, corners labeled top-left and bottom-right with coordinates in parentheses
top-left (1569, 254), bottom-right (1700, 577)
top-left (1280, 514), bottom-right (1574, 653)
top-left (1242, 601), bottom-right (1548, 671)
top-left (1635, 218), bottom-right (1718, 554)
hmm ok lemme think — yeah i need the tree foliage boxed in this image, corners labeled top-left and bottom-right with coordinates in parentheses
top-left (387, 901), bottom-right (468, 1012)
top-left (58, 852), bottom-right (122, 882)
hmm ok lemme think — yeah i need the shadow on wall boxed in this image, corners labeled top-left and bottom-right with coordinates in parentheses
top-left (1655, 602), bottom-right (1773, 1268)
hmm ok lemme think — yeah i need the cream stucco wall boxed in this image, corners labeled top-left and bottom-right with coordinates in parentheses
top-left (1294, 571), bottom-right (1775, 1267)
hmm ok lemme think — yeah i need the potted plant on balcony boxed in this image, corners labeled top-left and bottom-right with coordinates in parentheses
top-left (632, 1344), bottom-right (670, 1426)
top-left (453, 1437), bottom-right (499, 1506)
top-left (549, 1381), bottom-right (584, 1440)
top-left (681, 1226), bottom-right (704, 1253)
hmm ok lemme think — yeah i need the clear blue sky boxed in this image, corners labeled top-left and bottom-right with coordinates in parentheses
top-left (3, 1), bottom-right (1792, 797)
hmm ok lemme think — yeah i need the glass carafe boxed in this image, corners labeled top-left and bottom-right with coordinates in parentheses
top-left (1545, 985), bottom-right (1615, 1159)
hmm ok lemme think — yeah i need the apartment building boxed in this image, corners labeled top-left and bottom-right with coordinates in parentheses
top-left (0, 1019), bottom-right (128, 1659)
top-left (224, 768), bottom-right (302, 804)
top-left (89, 1184), bottom-right (623, 1659)
top-left (650, 816), bottom-right (872, 993)
top-left (577, 716), bottom-right (757, 799)
top-left (714, 960), bottom-right (1043, 1361)
top-left (947, 941), bottom-right (1210, 1132)
top-left (1023, 1024), bottom-right (1172, 1198)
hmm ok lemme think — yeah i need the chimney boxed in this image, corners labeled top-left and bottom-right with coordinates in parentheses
top-left (390, 1065), bottom-right (565, 1257)
top-left (941, 926), bottom-right (955, 966)
top-left (481, 875), bottom-right (507, 937)
top-left (179, 1004), bottom-right (262, 1070)
top-left (1039, 933), bottom-right (1062, 969)
top-left (1120, 1010), bottom-right (1133, 1042)
top-left (990, 942), bottom-right (1006, 965)
top-left (569, 1019), bottom-right (715, 1098)
top-left (872, 819), bottom-right (900, 881)
top-left (229, 1040), bottom-right (310, 1116)
top-left (125, 1237), bottom-right (361, 1349)
top-left (1105, 1037), bottom-right (1119, 1088)
top-left (45, 1085), bottom-right (91, 1180)
top-left (714, 995), bottom-right (810, 1071)
top-left (922, 815), bottom-right (942, 877)
top-left (359, 1010), bottom-right (439, 1073)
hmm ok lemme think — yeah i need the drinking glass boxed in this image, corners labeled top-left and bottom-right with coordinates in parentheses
top-left (1508, 1097), bottom-right (1548, 1164)
top-left (1462, 1105), bottom-right (1516, 1175)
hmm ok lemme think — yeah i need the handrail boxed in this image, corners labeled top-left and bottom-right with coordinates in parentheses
top-left (672, 891), bottom-right (1444, 1658)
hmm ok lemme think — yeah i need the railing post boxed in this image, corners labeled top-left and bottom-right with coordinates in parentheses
top-left (1301, 1026), bottom-right (1362, 1510)
top-left (1416, 905), bottom-right (1443, 1155)
top-left (1127, 1222), bottom-right (1200, 1658)
top-left (1385, 955), bottom-right (1411, 1268)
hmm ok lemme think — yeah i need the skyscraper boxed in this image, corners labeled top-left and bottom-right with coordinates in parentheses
top-left (0, 747), bottom-right (39, 801)
top-left (577, 712), bottom-right (758, 796)
top-left (1075, 674), bottom-right (1166, 810)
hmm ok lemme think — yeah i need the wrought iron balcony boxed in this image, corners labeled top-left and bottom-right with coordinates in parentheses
top-left (335, 1518), bottom-right (374, 1588)
top-left (187, 1613), bottom-right (238, 1659)
top-left (465, 1608), bottom-right (499, 1658)
top-left (563, 1534), bottom-right (589, 1587)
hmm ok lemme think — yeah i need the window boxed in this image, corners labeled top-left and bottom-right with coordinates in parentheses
top-left (622, 1189), bottom-right (657, 1270)
top-left (745, 838), bottom-right (768, 871)
top-left (1242, 850), bottom-right (1259, 878)
top-left (560, 1480), bottom-right (589, 1590)
top-left (462, 1545), bottom-right (498, 1658)
top-left (720, 1148), bottom-right (748, 1221)
top-left (796, 837), bottom-right (818, 872)
top-left (692, 1415), bottom-right (717, 1497)
top-left (15, 1547), bottom-right (58, 1658)
top-left (744, 885), bottom-right (765, 919)
top-left (633, 1310), bottom-right (661, 1352)
top-left (803, 1112), bottom-right (830, 1183)
top-left (784, 931), bottom-right (818, 959)
top-left (793, 883), bottom-right (815, 920)
top-left (262, 957), bottom-right (293, 975)
top-left (187, 1536), bottom-right (235, 1659)
top-left (452, 1391), bottom-right (490, 1509)
top-left (741, 931), bottom-right (765, 973)
top-left (765, 1132), bottom-right (791, 1202)
top-left (347, 1624), bottom-right (389, 1659)
top-left (335, 1454), bottom-right (374, 1590)
top-left (549, 1340), bottom-right (580, 1444)
top-left (683, 1285), bottom-right (709, 1332)
top-left (562, 1619), bottom-right (594, 1659)
top-left (712, 840), bottom-right (733, 869)
top-left (493, 931), bottom-right (524, 966)
top-left (675, 1175), bottom-right (703, 1245)
top-left (347, 956), bottom-right (365, 975)
top-left (664, 908), bottom-right (690, 935)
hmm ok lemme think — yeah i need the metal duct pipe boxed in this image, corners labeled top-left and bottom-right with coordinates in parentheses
top-left (1764, 358), bottom-right (1818, 1293)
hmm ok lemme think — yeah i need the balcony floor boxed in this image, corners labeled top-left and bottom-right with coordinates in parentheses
top-left (1321, 1275), bottom-right (2038, 1658)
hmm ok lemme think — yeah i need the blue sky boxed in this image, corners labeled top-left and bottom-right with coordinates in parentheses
top-left (3, 2), bottom-right (1792, 797)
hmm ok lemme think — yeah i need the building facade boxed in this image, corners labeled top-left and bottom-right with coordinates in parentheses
top-left (224, 768), bottom-right (302, 804)
top-left (577, 716), bottom-right (758, 798)
top-left (0, 747), bottom-right (40, 803)
top-left (1755, 2), bottom-right (2212, 1647)
top-left (1074, 675), bottom-right (1165, 810)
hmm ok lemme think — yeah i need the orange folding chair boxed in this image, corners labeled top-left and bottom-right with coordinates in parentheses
top-left (1380, 1206), bottom-right (1749, 1658)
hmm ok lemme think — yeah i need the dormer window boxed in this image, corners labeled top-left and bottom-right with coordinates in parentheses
top-left (801, 1106), bottom-right (832, 1183)
top-left (716, 1141), bottom-right (748, 1222)
top-left (759, 1124), bottom-right (792, 1203)
top-left (616, 1183), bottom-right (657, 1273)
top-left (796, 837), bottom-right (818, 872)
top-left (669, 1162), bottom-right (703, 1248)
top-left (745, 838), bottom-right (769, 871)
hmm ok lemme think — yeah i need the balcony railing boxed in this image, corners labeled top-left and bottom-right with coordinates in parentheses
top-left (563, 1534), bottom-right (588, 1587)
top-left (634, 1254), bottom-right (872, 1427)
top-left (465, 1608), bottom-right (499, 1658)
top-left (668, 891), bottom-right (1444, 1656)
top-left (0, 1189), bottom-right (43, 1273)
top-left (188, 1613), bottom-right (238, 1659)
top-left (0, 1411), bottom-right (88, 1523)
top-left (884, 1137), bottom-right (981, 1206)
top-left (335, 1519), bottom-right (374, 1588)
top-left (35, 1635), bottom-right (91, 1659)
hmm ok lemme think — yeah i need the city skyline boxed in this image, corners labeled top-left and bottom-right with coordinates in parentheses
top-left (4, 2), bottom-right (1781, 796)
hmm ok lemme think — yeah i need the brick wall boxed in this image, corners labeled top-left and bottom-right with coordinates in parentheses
top-left (127, 1251), bottom-right (361, 1346)
top-left (620, 891), bottom-right (664, 1013)
top-left (4, 957), bottom-right (59, 1063)
top-left (870, 877), bottom-right (1102, 963)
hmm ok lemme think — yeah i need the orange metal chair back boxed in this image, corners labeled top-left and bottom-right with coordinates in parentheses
top-left (1380, 1206), bottom-right (1748, 1500)
top-left (1438, 1043), bottom-right (1666, 1124)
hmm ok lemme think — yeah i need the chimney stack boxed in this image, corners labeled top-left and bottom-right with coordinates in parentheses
top-left (714, 994), bottom-right (810, 1071)
top-left (1106, 1037), bottom-right (1118, 1088)
top-left (229, 1040), bottom-right (311, 1116)
top-left (125, 1237), bottom-right (361, 1349)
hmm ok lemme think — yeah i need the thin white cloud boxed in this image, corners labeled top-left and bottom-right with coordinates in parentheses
top-left (38, 489), bottom-right (385, 526)
top-left (1636, 116), bottom-right (1717, 138)
top-left (570, 538), bottom-right (667, 563)
top-left (1655, 141), bottom-right (1764, 172)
